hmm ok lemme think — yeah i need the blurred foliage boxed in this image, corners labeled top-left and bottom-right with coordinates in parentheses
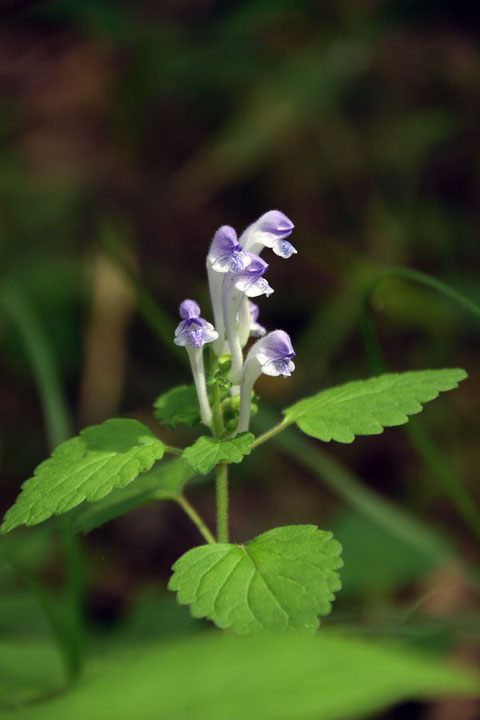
top-left (0, 0), bottom-right (479, 717)
top-left (1, 631), bottom-right (477, 719)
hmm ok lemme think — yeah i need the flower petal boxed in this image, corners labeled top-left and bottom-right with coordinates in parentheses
top-left (273, 239), bottom-right (297, 259)
top-left (211, 249), bottom-right (251, 273)
top-left (239, 210), bottom-right (294, 255)
top-left (179, 299), bottom-right (201, 320)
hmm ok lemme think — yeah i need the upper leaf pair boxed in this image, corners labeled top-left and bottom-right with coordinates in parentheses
top-left (283, 368), bottom-right (467, 442)
top-left (1, 419), bottom-right (166, 533)
top-left (1, 368), bottom-right (467, 533)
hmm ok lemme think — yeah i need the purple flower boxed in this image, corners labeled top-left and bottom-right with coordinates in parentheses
top-left (222, 253), bottom-right (273, 382)
top-left (227, 252), bottom-right (274, 298)
top-left (239, 210), bottom-right (297, 259)
top-left (237, 330), bottom-right (295, 433)
top-left (248, 330), bottom-right (296, 377)
top-left (207, 225), bottom-right (251, 273)
top-left (174, 299), bottom-right (219, 349)
top-left (207, 226), bottom-right (252, 356)
top-left (248, 301), bottom-right (267, 338)
top-left (179, 299), bottom-right (201, 320)
top-left (174, 299), bottom-right (217, 426)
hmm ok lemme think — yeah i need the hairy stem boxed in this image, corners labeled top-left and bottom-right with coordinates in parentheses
top-left (208, 359), bottom-right (228, 543)
top-left (211, 374), bottom-right (224, 440)
top-left (176, 496), bottom-right (216, 544)
top-left (215, 463), bottom-right (229, 543)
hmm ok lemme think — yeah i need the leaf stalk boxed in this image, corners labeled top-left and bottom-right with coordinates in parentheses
top-left (250, 419), bottom-right (290, 449)
top-left (175, 496), bottom-right (216, 544)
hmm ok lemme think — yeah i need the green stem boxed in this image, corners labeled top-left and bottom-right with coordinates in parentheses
top-left (250, 420), bottom-right (289, 449)
top-left (209, 353), bottom-right (228, 543)
top-left (175, 496), bottom-right (216, 544)
top-left (60, 518), bottom-right (85, 679)
top-left (215, 463), bottom-right (229, 543)
top-left (163, 445), bottom-right (183, 456)
top-left (210, 367), bottom-right (224, 440)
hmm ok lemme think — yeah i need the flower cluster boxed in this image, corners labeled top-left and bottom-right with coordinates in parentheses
top-left (173, 210), bottom-right (296, 434)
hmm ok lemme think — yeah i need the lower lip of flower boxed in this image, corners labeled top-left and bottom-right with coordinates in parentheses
top-left (229, 252), bottom-right (247, 272)
top-left (246, 276), bottom-right (272, 296)
top-left (269, 358), bottom-right (293, 375)
top-left (186, 327), bottom-right (208, 347)
top-left (274, 239), bottom-right (297, 258)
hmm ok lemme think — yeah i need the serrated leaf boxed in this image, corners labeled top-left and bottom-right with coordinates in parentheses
top-left (1, 419), bottom-right (165, 533)
top-left (153, 385), bottom-right (200, 429)
top-left (284, 369), bottom-right (467, 443)
top-left (168, 524), bottom-right (342, 634)
top-left (182, 433), bottom-right (254, 475)
top-left (74, 458), bottom-right (195, 533)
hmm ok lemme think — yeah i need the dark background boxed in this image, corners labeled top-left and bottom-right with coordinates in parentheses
top-left (0, 1), bottom-right (479, 718)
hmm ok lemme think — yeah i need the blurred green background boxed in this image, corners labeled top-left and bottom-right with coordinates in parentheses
top-left (0, 1), bottom-right (479, 718)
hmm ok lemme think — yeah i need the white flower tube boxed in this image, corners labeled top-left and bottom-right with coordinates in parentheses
top-left (186, 346), bottom-right (212, 427)
top-left (206, 225), bottom-right (250, 356)
top-left (238, 299), bottom-right (267, 347)
top-left (222, 253), bottom-right (273, 384)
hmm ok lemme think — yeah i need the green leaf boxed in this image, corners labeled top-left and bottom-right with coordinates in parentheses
top-left (1, 419), bottom-right (165, 533)
top-left (168, 524), bottom-right (343, 634)
top-left (222, 391), bottom-right (258, 434)
top-left (182, 433), bottom-right (254, 475)
top-left (284, 369), bottom-right (467, 443)
top-left (4, 632), bottom-right (477, 720)
top-left (154, 383), bottom-right (233, 431)
top-left (153, 385), bottom-right (200, 429)
top-left (73, 458), bottom-right (194, 533)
